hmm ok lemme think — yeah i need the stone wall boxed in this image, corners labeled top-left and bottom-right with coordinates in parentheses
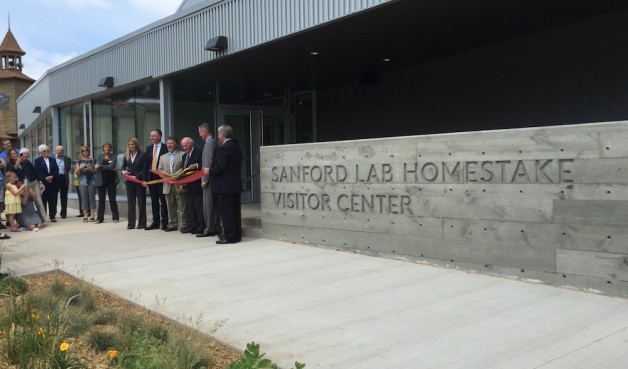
top-left (260, 121), bottom-right (628, 297)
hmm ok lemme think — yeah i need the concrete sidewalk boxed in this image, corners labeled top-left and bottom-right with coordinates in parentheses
top-left (3, 213), bottom-right (628, 369)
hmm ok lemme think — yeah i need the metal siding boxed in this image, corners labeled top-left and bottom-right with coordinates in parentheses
top-left (20, 0), bottom-right (389, 121)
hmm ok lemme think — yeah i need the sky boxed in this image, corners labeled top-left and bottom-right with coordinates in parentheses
top-left (3, 0), bottom-right (182, 80)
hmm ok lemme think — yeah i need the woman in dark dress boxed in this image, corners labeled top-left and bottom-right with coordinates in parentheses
top-left (95, 142), bottom-right (120, 223)
top-left (121, 137), bottom-right (146, 230)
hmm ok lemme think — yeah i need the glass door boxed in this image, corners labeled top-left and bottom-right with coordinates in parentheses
top-left (218, 107), bottom-right (258, 203)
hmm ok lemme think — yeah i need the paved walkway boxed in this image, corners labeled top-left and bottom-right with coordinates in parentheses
top-left (3, 212), bottom-right (628, 369)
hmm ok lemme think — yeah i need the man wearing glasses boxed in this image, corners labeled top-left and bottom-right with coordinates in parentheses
top-left (33, 144), bottom-right (60, 222)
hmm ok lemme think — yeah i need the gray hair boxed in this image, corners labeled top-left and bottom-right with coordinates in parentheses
top-left (20, 148), bottom-right (30, 154)
top-left (38, 144), bottom-right (49, 154)
top-left (217, 125), bottom-right (233, 138)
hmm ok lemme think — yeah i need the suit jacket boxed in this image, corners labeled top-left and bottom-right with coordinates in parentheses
top-left (55, 155), bottom-right (72, 186)
top-left (210, 139), bottom-right (242, 194)
top-left (201, 136), bottom-right (218, 183)
top-left (95, 153), bottom-right (120, 186)
top-left (182, 146), bottom-right (203, 195)
top-left (144, 143), bottom-right (168, 180)
top-left (122, 152), bottom-right (146, 182)
top-left (34, 156), bottom-right (60, 190)
top-left (157, 150), bottom-right (184, 194)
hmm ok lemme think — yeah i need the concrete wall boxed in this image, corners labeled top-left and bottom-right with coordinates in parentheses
top-left (261, 121), bottom-right (628, 297)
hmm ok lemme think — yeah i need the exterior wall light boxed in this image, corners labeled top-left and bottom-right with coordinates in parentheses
top-left (98, 77), bottom-right (114, 88)
top-left (32, 106), bottom-right (41, 114)
top-left (205, 36), bottom-right (228, 51)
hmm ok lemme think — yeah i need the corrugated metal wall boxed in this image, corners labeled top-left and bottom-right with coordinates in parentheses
top-left (27, 0), bottom-right (390, 110)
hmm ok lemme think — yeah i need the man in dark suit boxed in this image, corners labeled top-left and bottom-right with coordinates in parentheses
top-left (34, 144), bottom-right (60, 222)
top-left (54, 145), bottom-right (72, 219)
top-left (180, 137), bottom-right (203, 234)
top-left (144, 128), bottom-right (168, 230)
top-left (197, 123), bottom-right (221, 238)
top-left (206, 125), bottom-right (242, 244)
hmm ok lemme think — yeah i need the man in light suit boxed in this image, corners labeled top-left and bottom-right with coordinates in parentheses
top-left (157, 136), bottom-right (187, 232)
top-left (206, 125), bottom-right (242, 244)
top-left (34, 144), bottom-right (60, 222)
top-left (197, 123), bottom-right (221, 238)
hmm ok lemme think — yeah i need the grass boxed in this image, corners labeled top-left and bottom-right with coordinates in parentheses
top-left (0, 271), bottom-right (237, 368)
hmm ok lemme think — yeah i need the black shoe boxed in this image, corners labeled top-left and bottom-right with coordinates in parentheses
top-left (127, 225), bottom-right (134, 230)
top-left (180, 228), bottom-right (193, 234)
top-left (164, 227), bottom-right (177, 232)
top-left (196, 232), bottom-right (214, 238)
top-left (0, 233), bottom-right (10, 239)
top-left (50, 218), bottom-right (57, 223)
top-left (77, 214), bottom-right (84, 218)
top-left (61, 215), bottom-right (66, 219)
top-left (216, 240), bottom-right (230, 244)
top-left (96, 219), bottom-right (104, 224)
top-left (145, 224), bottom-right (159, 230)
top-left (161, 225), bottom-right (167, 230)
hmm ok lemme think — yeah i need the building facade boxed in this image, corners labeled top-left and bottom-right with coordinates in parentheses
top-left (16, 0), bottom-right (628, 202)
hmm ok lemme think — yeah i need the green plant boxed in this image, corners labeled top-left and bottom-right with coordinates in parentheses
top-left (87, 327), bottom-right (117, 351)
top-left (0, 275), bottom-right (28, 295)
top-left (227, 342), bottom-right (305, 369)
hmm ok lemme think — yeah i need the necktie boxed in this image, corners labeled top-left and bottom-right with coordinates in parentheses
top-left (151, 145), bottom-right (158, 171)
top-left (184, 152), bottom-right (190, 168)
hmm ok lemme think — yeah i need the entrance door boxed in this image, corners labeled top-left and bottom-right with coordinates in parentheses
top-left (218, 105), bottom-right (288, 203)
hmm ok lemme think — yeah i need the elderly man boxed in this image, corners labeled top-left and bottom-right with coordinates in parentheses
top-left (157, 136), bottom-right (187, 232)
top-left (55, 146), bottom-right (72, 219)
top-left (206, 125), bottom-right (242, 244)
top-left (197, 123), bottom-right (221, 238)
top-left (33, 144), bottom-right (59, 222)
top-left (179, 137), bottom-right (203, 234)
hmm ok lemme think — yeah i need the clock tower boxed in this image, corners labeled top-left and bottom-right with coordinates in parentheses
top-left (0, 26), bottom-right (34, 137)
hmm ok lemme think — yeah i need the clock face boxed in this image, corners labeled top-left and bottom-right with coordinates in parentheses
top-left (0, 93), bottom-right (8, 109)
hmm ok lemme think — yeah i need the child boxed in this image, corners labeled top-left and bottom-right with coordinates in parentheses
top-left (5, 172), bottom-right (26, 232)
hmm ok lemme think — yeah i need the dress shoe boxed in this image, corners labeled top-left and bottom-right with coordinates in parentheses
top-left (0, 233), bottom-right (10, 239)
top-left (196, 232), bottom-right (215, 238)
top-left (96, 219), bottom-right (104, 224)
top-left (161, 225), bottom-right (167, 230)
top-left (164, 227), bottom-right (177, 232)
top-left (215, 240), bottom-right (229, 244)
top-left (127, 226), bottom-right (134, 230)
top-left (50, 218), bottom-right (57, 223)
top-left (180, 228), bottom-right (193, 234)
top-left (145, 224), bottom-right (159, 230)
top-left (61, 215), bottom-right (67, 219)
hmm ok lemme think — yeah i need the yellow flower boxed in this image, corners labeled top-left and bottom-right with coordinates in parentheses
top-left (37, 328), bottom-right (45, 337)
top-left (59, 342), bottom-right (70, 351)
top-left (107, 349), bottom-right (118, 360)
top-left (31, 312), bottom-right (40, 320)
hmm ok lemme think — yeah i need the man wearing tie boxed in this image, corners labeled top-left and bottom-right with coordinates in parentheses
top-left (144, 128), bottom-right (168, 230)
top-left (55, 145), bottom-right (72, 219)
top-left (157, 136), bottom-right (187, 232)
top-left (180, 137), bottom-right (203, 234)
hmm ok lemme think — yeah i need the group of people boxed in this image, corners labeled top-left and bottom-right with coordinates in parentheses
top-left (0, 139), bottom-right (74, 238)
top-left (0, 123), bottom-right (243, 245)
top-left (121, 123), bottom-right (243, 244)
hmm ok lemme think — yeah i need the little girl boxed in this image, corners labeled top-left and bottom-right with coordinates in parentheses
top-left (5, 171), bottom-right (26, 232)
